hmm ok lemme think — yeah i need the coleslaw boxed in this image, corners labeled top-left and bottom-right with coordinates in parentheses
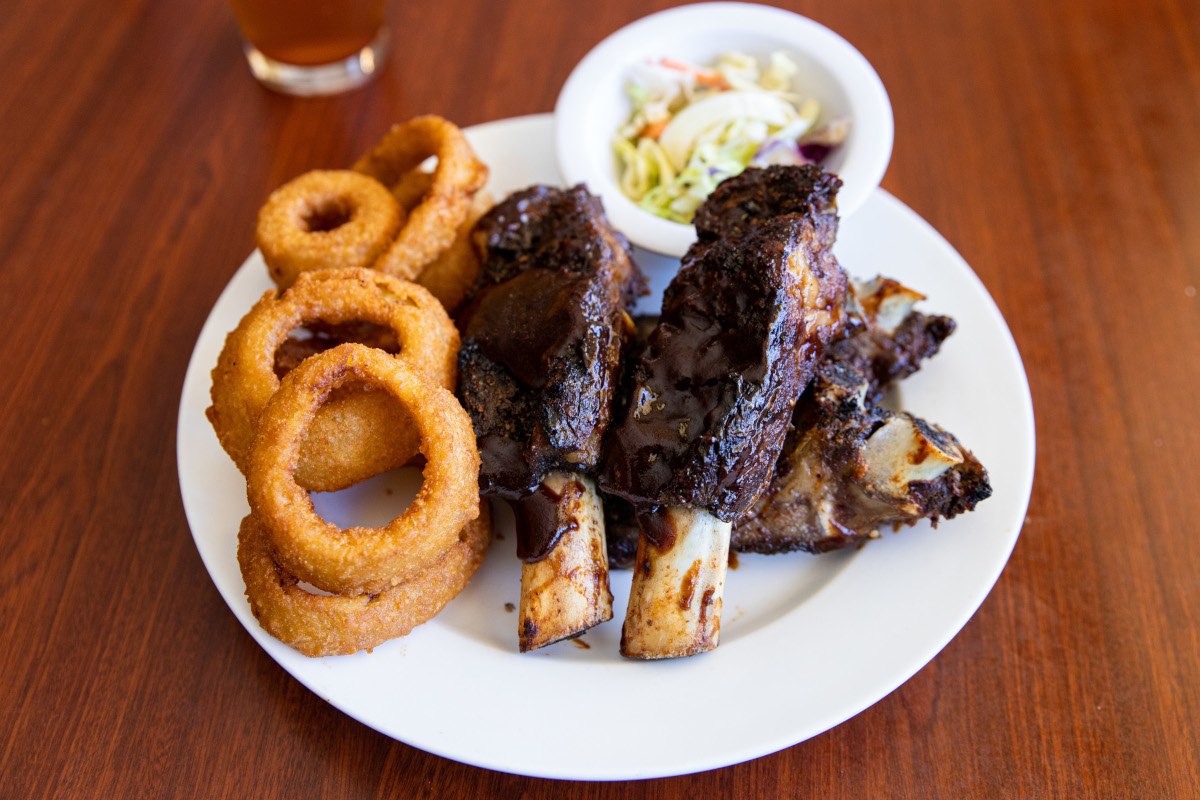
top-left (613, 51), bottom-right (849, 223)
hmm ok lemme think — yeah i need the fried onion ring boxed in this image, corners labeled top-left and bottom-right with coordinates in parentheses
top-left (414, 189), bottom-right (493, 313)
top-left (246, 343), bottom-right (481, 594)
top-left (381, 167), bottom-right (492, 312)
top-left (238, 505), bottom-right (492, 657)
top-left (353, 116), bottom-right (488, 280)
top-left (207, 268), bottom-right (458, 492)
top-left (256, 170), bottom-right (403, 289)
top-left (389, 167), bottom-right (436, 212)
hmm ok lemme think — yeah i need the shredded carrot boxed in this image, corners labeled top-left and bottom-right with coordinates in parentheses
top-left (659, 58), bottom-right (730, 90)
top-left (695, 72), bottom-right (730, 90)
top-left (640, 117), bottom-right (670, 139)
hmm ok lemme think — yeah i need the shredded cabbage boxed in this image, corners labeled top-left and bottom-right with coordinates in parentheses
top-left (613, 51), bottom-right (849, 223)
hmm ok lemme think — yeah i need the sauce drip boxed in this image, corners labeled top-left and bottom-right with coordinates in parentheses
top-left (638, 508), bottom-right (677, 551)
top-left (601, 238), bottom-right (798, 520)
top-left (513, 480), bottom-right (585, 562)
top-left (477, 433), bottom-right (536, 500)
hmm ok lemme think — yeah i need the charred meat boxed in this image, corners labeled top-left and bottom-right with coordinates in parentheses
top-left (733, 276), bottom-right (991, 554)
top-left (603, 276), bottom-right (992, 564)
top-left (693, 164), bottom-right (841, 249)
top-left (600, 166), bottom-right (848, 658)
top-left (457, 184), bottom-right (645, 499)
top-left (600, 214), bottom-right (846, 519)
top-left (455, 184), bottom-right (644, 650)
top-left (827, 276), bottom-right (957, 404)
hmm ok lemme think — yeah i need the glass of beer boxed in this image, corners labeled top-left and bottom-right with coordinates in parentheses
top-left (229, 0), bottom-right (388, 96)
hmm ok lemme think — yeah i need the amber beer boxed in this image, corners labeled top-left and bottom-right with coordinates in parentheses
top-left (230, 0), bottom-right (386, 67)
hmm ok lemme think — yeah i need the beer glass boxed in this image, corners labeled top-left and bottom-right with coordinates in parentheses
top-left (229, 0), bottom-right (388, 96)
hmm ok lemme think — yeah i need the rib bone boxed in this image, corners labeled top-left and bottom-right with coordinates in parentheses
top-left (516, 474), bottom-right (613, 651)
top-left (852, 276), bottom-right (926, 334)
top-left (862, 415), bottom-right (964, 494)
top-left (620, 507), bottom-right (731, 659)
top-left (602, 167), bottom-right (849, 659)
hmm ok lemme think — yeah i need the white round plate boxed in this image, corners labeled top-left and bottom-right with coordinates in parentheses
top-left (555, 2), bottom-right (893, 257)
top-left (178, 114), bottom-right (1034, 780)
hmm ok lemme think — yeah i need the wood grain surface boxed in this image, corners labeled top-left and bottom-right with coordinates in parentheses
top-left (2, 0), bottom-right (1197, 796)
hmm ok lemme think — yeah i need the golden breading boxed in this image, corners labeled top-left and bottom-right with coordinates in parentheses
top-left (246, 344), bottom-right (481, 595)
top-left (353, 115), bottom-right (488, 280)
top-left (238, 504), bottom-right (491, 657)
top-left (206, 268), bottom-right (458, 492)
top-left (256, 170), bottom-right (402, 288)
top-left (414, 189), bottom-right (493, 313)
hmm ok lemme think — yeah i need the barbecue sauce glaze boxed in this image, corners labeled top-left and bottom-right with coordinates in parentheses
top-left (601, 216), bottom-right (845, 522)
top-left (512, 479), bottom-right (585, 562)
top-left (455, 185), bottom-right (644, 562)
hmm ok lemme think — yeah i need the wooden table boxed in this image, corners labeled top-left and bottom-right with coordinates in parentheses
top-left (3, 0), bottom-right (1197, 795)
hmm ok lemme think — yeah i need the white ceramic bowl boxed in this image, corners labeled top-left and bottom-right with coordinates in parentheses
top-left (555, 2), bottom-right (894, 257)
